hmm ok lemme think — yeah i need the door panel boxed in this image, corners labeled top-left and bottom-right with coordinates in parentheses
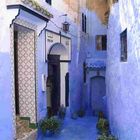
top-left (90, 77), bottom-right (106, 115)
top-left (48, 55), bottom-right (60, 115)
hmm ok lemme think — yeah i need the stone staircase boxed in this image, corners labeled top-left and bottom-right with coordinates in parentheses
top-left (16, 116), bottom-right (37, 140)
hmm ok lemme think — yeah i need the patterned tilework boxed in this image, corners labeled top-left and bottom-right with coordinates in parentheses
top-left (10, 18), bottom-right (38, 136)
top-left (17, 25), bottom-right (36, 123)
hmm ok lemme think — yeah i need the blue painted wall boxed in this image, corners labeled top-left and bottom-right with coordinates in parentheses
top-left (0, 53), bottom-right (14, 140)
top-left (36, 31), bottom-right (48, 121)
top-left (85, 11), bottom-right (107, 60)
top-left (0, 25), bottom-right (14, 140)
top-left (106, 1), bottom-right (140, 139)
top-left (82, 10), bottom-right (107, 115)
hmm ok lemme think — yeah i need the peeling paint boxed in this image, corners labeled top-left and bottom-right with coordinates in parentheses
top-left (63, 0), bottom-right (118, 24)
top-left (86, 0), bottom-right (108, 24)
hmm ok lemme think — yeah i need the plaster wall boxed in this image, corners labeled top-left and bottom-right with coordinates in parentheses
top-left (81, 8), bottom-right (107, 113)
top-left (85, 10), bottom-right (107, 60)
top-left (0, 1), bottom-right (19, 139)
top-left (36, 31), bottom-right (48, 121)
top-left (106, 1), bottom-right (140, 139)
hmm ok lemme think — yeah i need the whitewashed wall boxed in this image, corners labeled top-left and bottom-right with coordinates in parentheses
top-left (106, 1), bottom-right (140, 139)
top-left (0, 1), bottom-right (19, 139)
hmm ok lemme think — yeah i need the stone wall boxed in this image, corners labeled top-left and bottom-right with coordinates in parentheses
top-left (106, 1), bottom-right (140, 139)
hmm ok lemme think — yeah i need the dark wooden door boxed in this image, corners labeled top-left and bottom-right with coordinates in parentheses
top-left (48, 55), bottom-right (60, 115)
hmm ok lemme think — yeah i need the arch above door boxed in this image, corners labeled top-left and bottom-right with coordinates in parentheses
top-left (45, 30), bottom-right (71, 61)
top-left (48, 43), bottom-right (68, 61)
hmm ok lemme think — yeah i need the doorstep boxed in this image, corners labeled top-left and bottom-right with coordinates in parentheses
top-left (16, 129), bottom-right (37, 140)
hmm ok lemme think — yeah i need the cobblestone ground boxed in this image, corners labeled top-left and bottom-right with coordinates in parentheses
top-left (37, 116), bottom-right (98, 140)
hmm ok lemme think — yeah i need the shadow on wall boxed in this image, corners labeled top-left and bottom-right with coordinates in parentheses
top-left (90, 76), bottom-right (107, 116)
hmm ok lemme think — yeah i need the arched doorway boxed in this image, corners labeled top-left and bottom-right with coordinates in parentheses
top-left (90, 76), bottom-right (106, 116)
top-left (47, 43), bottom-right (69, 116)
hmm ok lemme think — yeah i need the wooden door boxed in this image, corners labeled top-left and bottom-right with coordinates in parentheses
top-left (90, 77), bottom-right (106, 115)
top-left (48, 55), bottom-right (60, 115)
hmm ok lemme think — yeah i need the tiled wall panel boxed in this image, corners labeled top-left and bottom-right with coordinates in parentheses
top-left (10, 18), bottom-right (37, 128)
top-left (17, 25), bottom-right (36, 123)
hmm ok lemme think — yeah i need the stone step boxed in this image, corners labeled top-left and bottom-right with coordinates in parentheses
top-left (16, 116), bottom-right (33, 139)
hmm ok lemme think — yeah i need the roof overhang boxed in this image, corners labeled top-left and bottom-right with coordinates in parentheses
top-left (7, 4), bottom-right (50, 22)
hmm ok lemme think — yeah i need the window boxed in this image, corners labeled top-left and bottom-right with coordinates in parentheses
top-left (82, 13), bottom-right (87, 33)
top-left (46, 0), bottom-right (52, 5)
top-left (96, 35), bottom-right (107, 51)
top-left (120, 29), bottom-right (127, 62)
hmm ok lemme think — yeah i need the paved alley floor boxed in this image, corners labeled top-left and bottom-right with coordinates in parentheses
top-left (37, 116), bottom-right (98, 140)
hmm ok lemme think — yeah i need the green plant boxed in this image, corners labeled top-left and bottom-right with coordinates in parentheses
top-left (97, 133), bottom-right (117, 140)
top-left (58, 105), bottom-right (66, 119)
top-left (39, 117), bottom-right (61, 134)
top-left (46, 117), bottom-right (61, 133)
top-left (96, 118), bottom-right (109, 134)
top-left (77, 109), bottom-right (85, 117)
top-left (39, 118), bottom-right (48, 133)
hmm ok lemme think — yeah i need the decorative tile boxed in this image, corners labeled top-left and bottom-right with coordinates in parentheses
top-left (17, 25), bottom-right (36, 123)
top-left (10, 18), bottom-right (38, 138)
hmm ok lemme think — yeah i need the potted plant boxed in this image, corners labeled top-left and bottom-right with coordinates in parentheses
top-left (96, 118), bottom-right (109, 134)
top-left (39, 117), bottom-right (61, 137)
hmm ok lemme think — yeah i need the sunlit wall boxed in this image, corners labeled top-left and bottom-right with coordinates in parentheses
top-left (106, 0), bottom-right (140, 139)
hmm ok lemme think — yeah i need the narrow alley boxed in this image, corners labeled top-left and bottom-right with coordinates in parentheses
top-left (1, 0), bottom-right (140, 140)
